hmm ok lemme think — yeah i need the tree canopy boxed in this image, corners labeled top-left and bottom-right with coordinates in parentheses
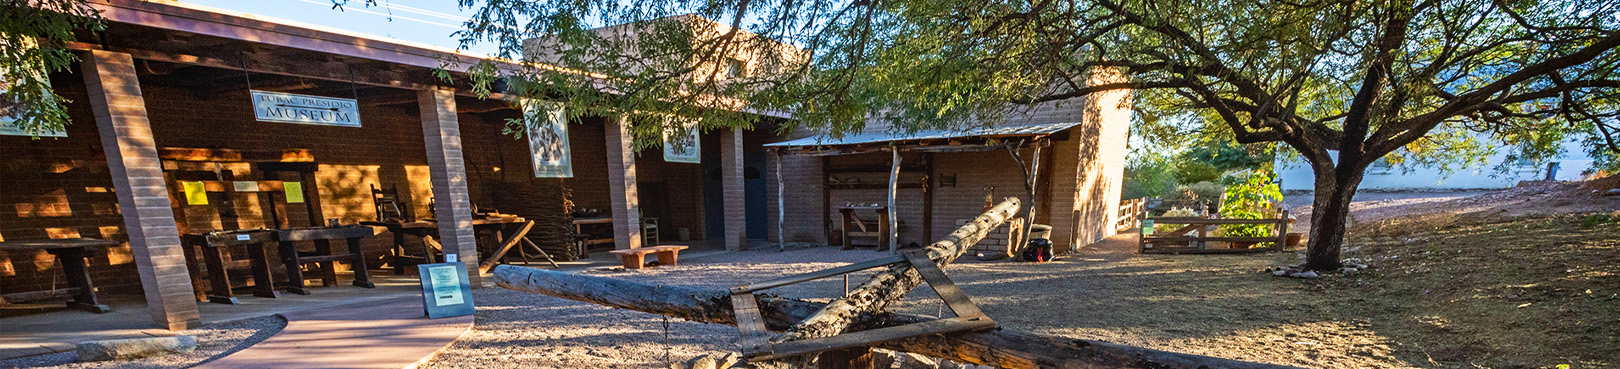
top-left (435, 0), bottom-right (1616, 172)
top-left (7, 0), bottom-right (1620, 270)
top-left (0, 0), bottom-right (101, 136)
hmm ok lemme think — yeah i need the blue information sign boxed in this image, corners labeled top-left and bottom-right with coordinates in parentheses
top-left (417, 262), bottom-right (475, 318)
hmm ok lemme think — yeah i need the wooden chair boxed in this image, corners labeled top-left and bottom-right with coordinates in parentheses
top-left (371, 184), bottom-right (411, 222)
top-left (642, 218), bottom-right (660, 245)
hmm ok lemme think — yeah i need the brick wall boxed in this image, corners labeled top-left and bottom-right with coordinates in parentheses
top-left (1, 67), bottom-right (605, 296)
top-left (764, 150), bottom-right (824, 243)
top-left (765, 70), bottom-right (1133, 252)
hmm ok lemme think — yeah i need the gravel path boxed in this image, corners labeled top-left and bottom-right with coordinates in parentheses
top-left (423, 244), bottom-right (1406, 368)
top-left (0, 316), bottom-right (285, 369)
top-left (1283, 190), bottom-right (1487, 231)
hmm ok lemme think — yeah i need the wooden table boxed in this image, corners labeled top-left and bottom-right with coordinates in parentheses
top-left (571, 218), bottom-right (614, 254)
top-left (0, 238), bottom-right (114, 313)
top-left (182, 229), bottom-right (279, 304)
top-left (838, 206), bottom-right (890, 250)
top-left (275, 225), bottom-right (384, 295)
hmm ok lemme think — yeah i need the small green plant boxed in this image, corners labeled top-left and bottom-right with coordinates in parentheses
top-left (1215, 170), bottom-right (1283, 247)
top-left (1579, 213), bottom-right (1612, 228)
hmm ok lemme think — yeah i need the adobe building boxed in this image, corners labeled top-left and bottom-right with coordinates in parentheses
top-left (529, 15), bottom-right (1137, 253)
top-left (765, 72), bottom-right (1134, 254)
top-left (0, 0), bottom-right (777, 330)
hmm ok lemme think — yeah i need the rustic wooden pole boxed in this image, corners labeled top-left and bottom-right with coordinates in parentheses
top-left (1022, 142), bottom-right (1044, 249)
top-left (492, 265), bottom-right (1304, 369)
top-left (775, 198), bottom-right (1021, 349)
top-left (777, 151), bottom-right (787, 252)
top-left (886, 146), bottom-right (901, 253)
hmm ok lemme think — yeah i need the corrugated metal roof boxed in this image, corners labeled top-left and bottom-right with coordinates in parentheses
top-left (764, 121), bottom-right (1083, 147)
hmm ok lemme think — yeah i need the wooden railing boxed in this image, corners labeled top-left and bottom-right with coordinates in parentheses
top-left (1115, 198), bottom-right (1146, 232)
top-left (1137, 210), bottom-right (1290, 254)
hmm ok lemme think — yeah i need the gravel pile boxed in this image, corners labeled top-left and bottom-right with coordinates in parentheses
top-left (0, 316), bottom-right (284, 369)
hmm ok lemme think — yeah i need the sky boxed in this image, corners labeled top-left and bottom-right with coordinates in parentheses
top-left (182, 0), bottom-right (501, 55)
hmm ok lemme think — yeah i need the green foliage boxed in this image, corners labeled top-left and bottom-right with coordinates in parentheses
top-left (1173, 181), bottom-right (1226, 205)
top-left (1171, 159), bottom-right (1221, 184)
top-left (1181, 141), bottom-right (1273, 172)
top-left (1215, 170), bottom-right (1283, 245)
top-left (1581, 213), bottom-right (1607, 228)
top-left (0, 0), bottom-right (103, 136)
top-left (1122, 152), bottom-right (1177, 200)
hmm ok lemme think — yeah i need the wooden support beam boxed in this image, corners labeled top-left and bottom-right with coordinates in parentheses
top-left (885, 148), bottom-right (901, 253)
top-left (65, 42), bottom-right (506, 99)
top-left (492, 265), bottom-right (1304, 369)
top-left (479, 221), bottom-right (536, 274)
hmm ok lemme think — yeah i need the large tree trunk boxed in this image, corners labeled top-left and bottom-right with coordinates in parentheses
top-left (492, 265), bottom-right (1305, 369)
top-left (1303, 164), bottom-right (1364, 271)
top-left (776, 198), bottom-right (1020, 344)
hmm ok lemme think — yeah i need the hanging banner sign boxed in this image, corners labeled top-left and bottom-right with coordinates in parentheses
top-left (524, 99), bottom-right (573, 178)
top-left (250, 90), bottom-right (361, 127)
top-left (662, 118), bottom-right (701, 164)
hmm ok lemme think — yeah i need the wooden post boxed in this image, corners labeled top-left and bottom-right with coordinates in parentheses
top-left (1022, 143), bottom-right (1043, 249)
top-left (1275, 210), bottom-right (1290, 250)
top-left (886, 147), bottom-right (900, 253)
top-left (777, 151), bottom-right (786, 251)
top-left (922, 153), bottom-right (934, 241)
top-left (822, 156), bottom-right (832, 246)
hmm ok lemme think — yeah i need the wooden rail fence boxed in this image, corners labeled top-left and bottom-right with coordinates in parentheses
top-left (1138, 210), bottom-right (1290, 254)
top-left (1116, 197), bottom-right (1146, 232)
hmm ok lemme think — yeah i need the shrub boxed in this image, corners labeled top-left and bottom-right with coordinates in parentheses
top-left (1171, 181), bottom-right (1226, 205)
top-left (1172, 160), bottom-right (1222, 184)
top-left (1215, 170), bottom-right (1283, 246)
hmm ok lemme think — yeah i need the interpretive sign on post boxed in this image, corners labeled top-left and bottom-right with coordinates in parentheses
top-left (250, 90), bottom-right (362, 127)
top-left (417, 262), bottom-right (474, 318)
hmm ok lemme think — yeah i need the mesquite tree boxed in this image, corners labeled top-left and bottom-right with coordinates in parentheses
top-left (10, 0), bottom-right (1620, 270)
top-left (436, 0), bottom-right (1620, 271)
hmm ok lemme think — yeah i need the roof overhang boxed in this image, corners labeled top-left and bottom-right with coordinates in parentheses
top-left (764, 121), bottom-right (1079, 155)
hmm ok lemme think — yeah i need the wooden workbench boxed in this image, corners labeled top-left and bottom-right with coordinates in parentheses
top-left (0, 238), bottom-right (115, 313)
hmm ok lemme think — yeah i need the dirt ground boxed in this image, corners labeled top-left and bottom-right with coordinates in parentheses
top-left (425, 180), bottom-right (1618, 369)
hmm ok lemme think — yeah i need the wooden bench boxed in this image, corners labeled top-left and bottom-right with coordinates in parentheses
top-left (607, 245), bottom-right (688, 269)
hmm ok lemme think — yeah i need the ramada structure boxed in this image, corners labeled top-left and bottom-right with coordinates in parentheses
top-left (0, 0), bottom-right (1131, 331)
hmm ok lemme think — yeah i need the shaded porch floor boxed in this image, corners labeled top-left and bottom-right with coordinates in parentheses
top-left (0, 237), bottom-right (761, 362)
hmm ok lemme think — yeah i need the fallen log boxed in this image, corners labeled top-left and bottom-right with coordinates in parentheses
top-left (493, 265), bottom-right (1304, 369)
top-left (776, 198), bottom-right (1021, 347)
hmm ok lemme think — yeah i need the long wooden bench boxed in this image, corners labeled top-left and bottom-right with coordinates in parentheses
top-left (607, 245), bottom-right (688, 269)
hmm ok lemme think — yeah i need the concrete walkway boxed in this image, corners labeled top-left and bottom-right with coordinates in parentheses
top-left (196, 296), bottom-right (472, 369)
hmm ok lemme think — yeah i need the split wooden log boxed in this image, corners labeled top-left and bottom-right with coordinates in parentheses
top-left (775, 198), bottom-right (1020, 346)
top-left (493, 265), bottom-right (1303, 369)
